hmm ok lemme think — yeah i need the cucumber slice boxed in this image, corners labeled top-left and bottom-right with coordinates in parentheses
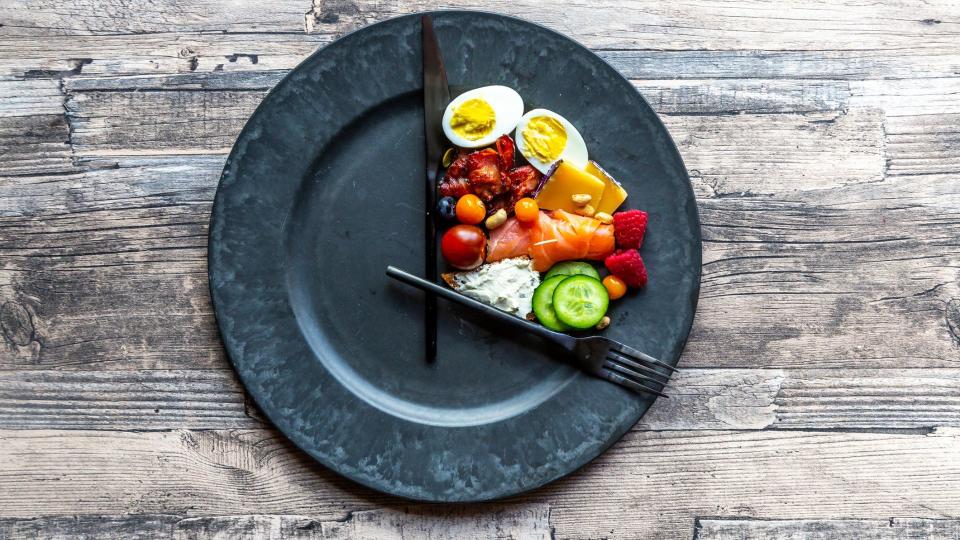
top-left (553, 275), bottom-right (609, 329)
top-left (532, 276), bottom-right (572, 332)
top-left (543, 261), bottom-right (600, 281)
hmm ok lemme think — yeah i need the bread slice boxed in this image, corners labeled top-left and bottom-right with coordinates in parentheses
top-left (441, 257), bottom-right (540, 319)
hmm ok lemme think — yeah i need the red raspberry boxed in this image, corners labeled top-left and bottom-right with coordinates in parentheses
top-left (613, 209), bottom-right (648, 249)
top-left (604, 249), bottom-right (648, 288)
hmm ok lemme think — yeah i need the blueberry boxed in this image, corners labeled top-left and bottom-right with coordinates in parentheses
top-left (437, 196), bottom-right (457, 220)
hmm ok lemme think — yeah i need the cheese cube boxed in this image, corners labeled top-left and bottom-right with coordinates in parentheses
top-left (534, 161), bottom-right (607, 213)
top-left (586, 161), bottom-right (628, 214)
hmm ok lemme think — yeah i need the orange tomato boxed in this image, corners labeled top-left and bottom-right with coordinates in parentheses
top-left (602, 275), bottom-right (628, 300)
top-left (455, 194), bottom-right (486, 224)
top-left (514, 197), bottom-right (539, 224)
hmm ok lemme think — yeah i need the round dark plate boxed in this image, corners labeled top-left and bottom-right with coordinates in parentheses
top-left (209, 11), bottom-right (700, 502)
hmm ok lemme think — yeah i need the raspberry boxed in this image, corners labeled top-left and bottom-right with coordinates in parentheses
top-left (613, 209), bottom-right (648, 249)
top-left (604, 249), bottom-right (648, 288)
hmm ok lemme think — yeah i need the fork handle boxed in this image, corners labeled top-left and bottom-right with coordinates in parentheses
top-left (386, 266), bottom-right (576, 349)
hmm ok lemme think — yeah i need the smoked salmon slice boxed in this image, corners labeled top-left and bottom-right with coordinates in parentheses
top-left (487, 210), bottom-right (615, 272)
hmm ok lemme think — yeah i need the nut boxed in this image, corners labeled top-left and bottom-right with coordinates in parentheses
top-left (485, 208), bottom-right (508, 229)
top-left (576, 204), bottom-right (596, 217)
top-left (571, 193), bottom-right (592, 206)
top-left (596, 316), bottom-right (611, 330)
top-left (594, 211), bottom-right (613, 224)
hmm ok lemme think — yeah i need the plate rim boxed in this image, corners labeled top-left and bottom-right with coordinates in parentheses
top-left (208, 9), bottom-right (702, 502)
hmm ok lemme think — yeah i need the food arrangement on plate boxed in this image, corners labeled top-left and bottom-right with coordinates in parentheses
top-left (436, 85), bottom-right (650, 332)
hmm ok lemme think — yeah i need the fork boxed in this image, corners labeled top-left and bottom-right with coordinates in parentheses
top-left (386, 266), bottom-right (676, 397)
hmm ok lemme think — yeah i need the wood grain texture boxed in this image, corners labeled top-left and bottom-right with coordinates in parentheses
top-left (696, 517), bottom-right (960, 539)
top-left (4, 0), bottom-right (955, 51)
top-left (0, 507), bottom-right (552, 539)
top-left (299, 0), bottom-right (960, 51)
top-left (2, 428), bottom-right (960, 538)
top-left (4, 34), bottom-right (960, 83)
top-left (2, 368), bottom-right (960, 431)
top-left (2, 0), bottom-right (960, 537)
top-left (0, 157), bottom-right (223, 369)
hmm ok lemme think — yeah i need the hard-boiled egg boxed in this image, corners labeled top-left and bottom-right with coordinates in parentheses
top-left (514, 109), bottom-right (588, 174)
top-left (442, 86), bottom-right (524, 148)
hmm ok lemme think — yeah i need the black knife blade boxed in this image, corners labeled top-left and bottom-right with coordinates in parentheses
top-left (421, 15), bottom-right (450, 364)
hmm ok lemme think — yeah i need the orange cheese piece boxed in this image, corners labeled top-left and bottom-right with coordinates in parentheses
top-left (534, 161), bottom-right (607, 213)
top-left (586, 161), bottom-right (628, 214)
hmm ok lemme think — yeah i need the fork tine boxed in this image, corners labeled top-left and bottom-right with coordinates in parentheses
top-left (600, 369), bottom-right (668, 398)
top-left (607, 351), bottom-right (671, 382)
top-left (604, 360), bottom-right (667, 389)
top-left (610, 341), bottom-right (678, 372)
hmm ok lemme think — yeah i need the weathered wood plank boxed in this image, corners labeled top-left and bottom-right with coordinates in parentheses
top-left (320, 506), bottom-right (551, 539)
top-left (4, 32), bottom-right (959, 82)
top-left (644, 369), bottom-right (960, 431)
top-left (66, 90), bottom-right (268, 155)
top-left (3, 368), bottom-right (960, 431)
top-left (690, 189), bottom-right (960, 368)
top-left (853, 78), bottom-right (960, 117)
top-left (3, 0), bottom-right (957, 54)
top-left (301, 0), bottom-right (960, 52)
top-left (0, 507), bottom-right (553, 539)
top-left (0, 113), bottom-right (75, 176)
top-left (0, 0), bottom-right (310, 35)
top-left (666, 108), bottom-right (885, 195)
top-left (0, 515), bottom-right (179, 539)
top-left (0, 33), bottom-right (329, 80)
top-left (885, 113), bottom-right (960, 178)
top-left (2, 428), bottom-right (958, 539)
top-left (0, 79), bottom-right (78, 176)
top-left (696, 517), bottom-right (960, 539)
top-left (0, 370), bottom-right (255, 430)
top-left (0, 158), bottom-right (224, 369)
top-left (636, 80), bottom-right (849, 114)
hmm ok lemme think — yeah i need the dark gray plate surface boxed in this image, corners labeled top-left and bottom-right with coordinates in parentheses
top-left (209, 11), bottom-right (701, 502)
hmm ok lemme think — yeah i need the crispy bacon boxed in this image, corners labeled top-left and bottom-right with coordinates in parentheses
top-left (465, 149), bottom-right (504, 201)
top-left (506, 165), bottom-right (541, 201)
top-left (437, 139), bottom-right (536, 214)
top-left (438, 176), bottom-right (472, 198)
top-left (446, 154), bottom-right (469, 180)
top-left (495, 135), bottom-right (515, 170)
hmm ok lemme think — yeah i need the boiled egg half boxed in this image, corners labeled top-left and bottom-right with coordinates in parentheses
top-left (442, 86), bottom-right (524, 148)
top-left (514, 109), bottom-right (588, 174)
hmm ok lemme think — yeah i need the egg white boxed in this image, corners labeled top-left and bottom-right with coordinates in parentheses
top-left (442, 86), bottom-right (524, 148)
top-left (513, 109), bottom-right (588, 175)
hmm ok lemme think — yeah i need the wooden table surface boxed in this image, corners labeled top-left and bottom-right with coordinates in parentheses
top-left (2, 1), bottom-right (959, 538)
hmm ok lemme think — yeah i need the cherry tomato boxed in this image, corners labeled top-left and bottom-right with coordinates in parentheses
top-left (514, 197), bottom-right (539, 224)
top-left (441, 224), bottom-right (486, 270)
top-left (455, 194), bottom-right (486, 224)
top-left (602, 275), bottom-right (628, 300)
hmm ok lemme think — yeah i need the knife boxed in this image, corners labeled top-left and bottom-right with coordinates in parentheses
top-left (421, 15), bottom-right (450, 364)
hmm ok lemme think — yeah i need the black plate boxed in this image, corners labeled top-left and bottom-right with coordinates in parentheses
top-left (209, 11), bottom-right (701, 502)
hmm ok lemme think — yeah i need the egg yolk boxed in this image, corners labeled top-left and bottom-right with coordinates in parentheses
top-left (450, 98), bottom-right (496, 141)
top-left (521, 116), bottom-right (567, 163)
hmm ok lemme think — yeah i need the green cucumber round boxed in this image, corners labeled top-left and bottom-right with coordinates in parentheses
top-left (532, 276), bottom-right (572, 332)
top-left (552, 275), bottom-right (609, 329)
top-left (543, 261), bottom-right (601, 281)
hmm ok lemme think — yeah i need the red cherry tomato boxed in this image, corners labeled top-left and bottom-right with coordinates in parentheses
top-left (441, 225), bottom-right (487, 269)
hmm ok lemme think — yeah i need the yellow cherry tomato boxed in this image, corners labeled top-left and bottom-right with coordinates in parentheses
top-left (514, 197), bottom-right (539, 224)
top-left (602, 275), bottom-right (628, 300)
top-left (455, 194), bottom-right (486, 224)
